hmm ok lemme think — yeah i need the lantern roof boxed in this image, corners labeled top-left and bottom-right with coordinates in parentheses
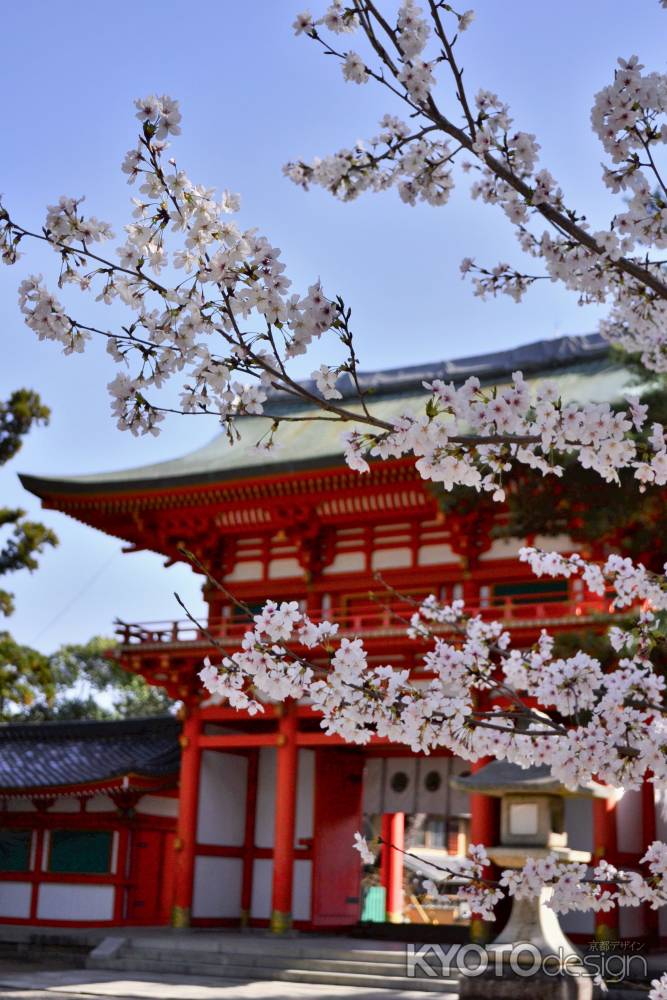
top-left (451, 761), bottom-right (613, 799)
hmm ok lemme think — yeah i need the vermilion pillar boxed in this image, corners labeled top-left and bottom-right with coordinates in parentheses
top-left (171, 707), bottom-right (201, 928)
top-left (593, 795), bottom-right (619, 942)
top-left (270, 706), bottom-right (298, 933)
top-left (380, 813), bottom-right (392, 903)
top-left (469, 757), bottom-right (500, 943)
top-left (385, 812), bottom-right (405, 924)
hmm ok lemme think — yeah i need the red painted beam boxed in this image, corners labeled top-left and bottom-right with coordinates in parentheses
top-left (198, 733), bottom-right (278, 749)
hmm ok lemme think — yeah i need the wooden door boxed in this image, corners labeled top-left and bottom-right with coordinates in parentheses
top-left (312, 750), bottom-right (364, 926)
top-left (127, 829), bottom-right (164, 925)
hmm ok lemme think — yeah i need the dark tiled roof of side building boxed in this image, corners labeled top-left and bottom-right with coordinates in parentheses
top-left (0, 716), bottom-right (180, 792)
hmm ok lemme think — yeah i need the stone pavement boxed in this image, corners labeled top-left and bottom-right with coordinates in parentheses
top-left (0, 963), bottom-right (451, 1000)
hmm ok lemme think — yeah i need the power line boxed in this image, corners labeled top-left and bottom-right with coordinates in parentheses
top-left (32, 550), bottom-right (118, 643)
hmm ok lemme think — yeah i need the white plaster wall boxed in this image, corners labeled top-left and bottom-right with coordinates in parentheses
top-left (0, 881), bottom-right (31, 919)
top-left (250, 858), bottom-right (272, 919)
top-left (564, 797), bottom-right (593, 853)
top-left (323, 552), bottom-right (365, 575)
top-left (86, 795), bottom-right (116, 813)
top-left (225, 560), bottom-right (263, 583)
top-left (192, 856), bottom-right (243, 919)
top-left (255, 748), bottom-right (312, 849)
top-left (254, 749), bottom-right (276, 849)
top-left (371, 547), bottom-right (412, 570)
top-left (415, 758), bottom-right (450, 815)
top-left (363, 758), bottom-right (384, 815)
top-left (533, 534), bottom-right (573, 553)
top-left (448, 758), bottom-right (471, 817)
top-left (418, 543), bottom-right (457, 566)
top-left (293, 859), bottom-right (312, 921)
top-left (50, 797), bottom-right (79, 813)
top-left (135, 795), bottom-right (179, 817)
top-left (37, 884), bottom-right (114, 921)
top-left (268, 558), bottom-right (302, 579)
top-left (478, 538), bottom-right (523, 562)
top-left (4, 799), bottom-right (36, 812)
top-left (383, 758), bottom-right (417, 814)
top-left (616, 789), bottom-right (644, 854)
top-left (197, 752), bottom-right (248, 847)
top-left (295, 750), bottom-right (314, 845)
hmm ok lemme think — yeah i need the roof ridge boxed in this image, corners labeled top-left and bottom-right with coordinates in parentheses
top-left (0, 715), bottom-right (180, 740)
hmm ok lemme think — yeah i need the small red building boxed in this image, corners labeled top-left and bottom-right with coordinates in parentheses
top-left (5, 333), bottom-right (664, 943)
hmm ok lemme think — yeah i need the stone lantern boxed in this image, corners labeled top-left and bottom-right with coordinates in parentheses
top-left (451, 761), bottom-right (612, 998)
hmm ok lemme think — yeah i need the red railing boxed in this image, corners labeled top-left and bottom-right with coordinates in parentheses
top-left (115, 593), bottom-right (616, 647)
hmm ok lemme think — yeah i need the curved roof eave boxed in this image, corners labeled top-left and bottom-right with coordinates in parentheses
top-left (19, 333), bottom-right (629, 503)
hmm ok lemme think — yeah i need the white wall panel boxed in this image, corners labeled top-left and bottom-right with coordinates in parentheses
top-left (197, 752), bottom-right (247, 847)
top-left (37, 884), bottom-right (114, 921)
top-left (384, 757), bottom-right (417, 814)
top-left (268, 558), bottom-right (302, 579)
top-left (251, 858), bottom-right (272, 919)
top-left (295, 750), bottom-right (314, 844)
top-left (418, 543), bottom-right (457, 566)
top-left (478, 538), bottom-right (523, 562)
top-left (255, 749), bottom-right (276, 849)
top-left (564, 797), bottom-right (593, 853)
top-left (87, 795), bottom-right (116, 813)
top-left (533, 534), bottom-right (573, 553)
top-left (225, 560), bottom-right (263, 582)
top-left (616, 789), bottom-right (643, 854)
top-left (371, 547), bottom-right (412, 570)
top-left (0, 881), bottom-right (31, 919)
top-left (50, 797), bottom-right (79, 813)
top-left (192, 856), bottom-right (243, 918)
top-left (323, 553), bottom-right (365, 575)
top-left (415, 758), bottom-right (450, 815)
top-left (449, 758), bottom-right (471, 817)
top-left (5, 799), bottom-right (36, 812)
top-left (293, 859), bottom-right (312, 920)
top-left (135, 795), bottom-right (179, 817)
top-left (363, 758), bottom-right (384, 814)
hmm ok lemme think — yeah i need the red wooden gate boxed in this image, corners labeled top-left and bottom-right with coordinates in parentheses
top-left (127, 829), bottom-right (169, 925)
top-left (312, 750), bottom-right (364, 927)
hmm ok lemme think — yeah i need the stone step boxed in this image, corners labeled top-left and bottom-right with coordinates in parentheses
top-left (88, 955), bottom-right (460, 994)
top-left (116, 946), bottom-right (445, 978)
top-left (125, 938), bottom-right (410, 964)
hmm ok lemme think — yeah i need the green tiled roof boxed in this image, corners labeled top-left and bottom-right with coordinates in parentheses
top-left (20, 334), bottom-right (641, 498)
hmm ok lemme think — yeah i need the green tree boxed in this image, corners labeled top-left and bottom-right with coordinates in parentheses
top-left (0, 632), bottom-right (53, 718)
top-left (0, 389), bottom-right (59, 716)
top-left (0, 389), bottom-right (57, 615)
top-left (14, 636), bottom-right (173, 722)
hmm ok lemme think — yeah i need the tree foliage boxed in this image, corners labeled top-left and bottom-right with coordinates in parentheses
top-left (6, 636), bottom-right (173, 723)
top-left (0, 389), bottom-right (57, 616)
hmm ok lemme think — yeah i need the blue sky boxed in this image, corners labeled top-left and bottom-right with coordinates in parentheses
top-left (1, 0), bottom-right (665, 653)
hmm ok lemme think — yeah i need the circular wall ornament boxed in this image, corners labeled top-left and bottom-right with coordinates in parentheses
top-left (390, 770), bottom-right (409, 793)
